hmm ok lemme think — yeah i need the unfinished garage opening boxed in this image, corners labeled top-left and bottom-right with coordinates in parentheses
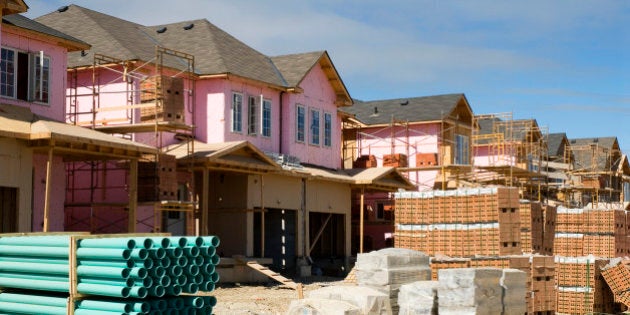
top-left (309, 212), bottom-right (346, 276)
top-left (254, 208), bottom-right (297, 274)
top-left (0, 187), bottom-right (18, 233)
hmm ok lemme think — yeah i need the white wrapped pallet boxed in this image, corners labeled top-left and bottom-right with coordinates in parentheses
top-left (397, 281), bottom-right (438, 315)
top-left (501, 269), bottom-right (527, 315)
top-left (438, 268), bottom-right (503, 315)
top-left (285, 298), bottom-right (361, 315)
top-left (307, 285), bottom-right (392, 315)
top-left (356, 267), bottom-right (432, 286)
top-left (356, 248), bottom-right (430, 270)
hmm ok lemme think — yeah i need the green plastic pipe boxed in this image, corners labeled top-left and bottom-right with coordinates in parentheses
top-left (0, 245), bottom-right (68, 258)
top-left (175, 274), bottom-right (187, 286)
top-left (136, 276), bottom-right (153, 288)
top-left (73, 309), bottom-right (126, 315)
top-left (129, 267), bottom-right (147, 279)
top-left (182, 246), bottom-right (200, 257)
top-left (128, 286), bottom-right (148, 298)
top-left (185, 236), bottom-right (204, 247)
top-left (79, 238), bottom-right (136, 249)
top-left (76, 248), bottom-right (131, 260)
top-left (79, 259), bottom-right (135, 268)
top-left (129, 248), bottom-right (148, 260)
top-left (0, 301), bottom-right (66, 315)
top-left (183, 283), bottom-right (199, 294)
top-left (0, 256), bottom-right (68, 265)
top-left (149, 299), bottom-right (168, 311)
top-left (149, 248), bottom-right (166, 259)
top-left (148, 266), bottom-right (166, 278)
top-left (0, 235), bottom-right (71, 247)
top-left (0, 261), bottom-right (68, 275)
top-left (200, 281), bottom-right (214, 292)
top-left (167, 298), bottom-right (184, 310)
top-left (168, 265), bottom-right (183, 277)
top-left (166, 247), bottom-right (183, 258)
top-left (158, 256), bottom-right (171, 268)
top-left (0, 276), bottom-right (69, 292)
top-left (183, 296), bottom-right (204, 308)
top-left (129, 301), bottom-right (151, 313)
top-left (76, 299), bottom-right (133, 313)
top-left (200, 245), bottom-right (216, 257)
top-left (165, 284), bottom-right (182, 296)
top-left (204, 296), bottom-right (217, 307)
top-left (188, 274), bottom-right (203, 285)
top-left (0, 272), bottom-right (68, 283)
top-left (201, 236), bottom-right (220, 247)
top-left (149, 237), bottom-right (171, 248)
top-left (131, 237), bottom-right (154, 249)
top-left (176, 256), bottom-right (188, 267)
top-left (0, 292), bottom-right (67, 307)
top-left (202, 263), bottom-right (215, 275)
top-left (210, 254), bottom-right (220, 265)
top-left (155, 274), bottom-right (171, 287)
top-left (80, 277), bottom-right (134, 287)
top-left (135, 258), bottom-right (153, 269)
top-left (77, 283), bottom-right (131, 298)
top-left (77, 266), bottom-right (130, 279)
top-left (185, 265), bottom-right (199, 276)
top-left (147, 284), bottom-right (165, 297)
top-left (191, 255), bottom-right (204, 266)
top-left (168, 237), bottom-right (187, 248)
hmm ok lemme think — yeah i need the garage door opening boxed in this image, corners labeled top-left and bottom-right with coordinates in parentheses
top-left (0, 187), bottom-right (18, 233)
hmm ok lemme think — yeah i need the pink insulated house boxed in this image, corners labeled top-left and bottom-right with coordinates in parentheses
top-left (36, 5), bottom-right (412, 276)
top-left (0, 1), bottom-right (156, 234)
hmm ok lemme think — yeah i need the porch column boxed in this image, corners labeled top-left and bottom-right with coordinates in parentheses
top-left (359, 186), bottom-right (365, 253)
top-left (128, 159), bottom-right (138, 233)
top-left (43, 145), bottom-right (54, 232)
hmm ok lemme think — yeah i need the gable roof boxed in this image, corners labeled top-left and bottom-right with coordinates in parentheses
top-left (569, 137), bottom-right (620, 172)
top-left (341, 93), bottom-right (469, 126)
top-left (271, 51), bottom-right (352, 106)
top-left (548, 132), bottom-right (568, 158)
top-left (476, 117), bottom-right (542, 142)
top-left (2, 14), bottom-right (89, 51)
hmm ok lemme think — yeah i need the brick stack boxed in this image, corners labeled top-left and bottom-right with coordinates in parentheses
top-left (383, 153), bottom-right (408, 167)
top-left (140, 75), bottom-right (185, 123)
top-left (554, 205), bottom-right (628, 257)
top-left (600, 258), bottom-right (630, 307)
top-left (138, 154), bottom-right (178, 202)
top-left (555, 256), bottom-right (617, 314)
top-left (353, 155), bottom-right (377, 168)
top-left (542, 205), bottom-right (557, 255)
top-left (519, 201), bottom-right (544, 254)
top-left (509, 255), bottom-right (556, 314)
top-left (394, 187), bottom-right (520, 257)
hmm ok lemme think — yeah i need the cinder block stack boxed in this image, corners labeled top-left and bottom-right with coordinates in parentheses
top-left (356, 248), bottom-right (431, 313)
top-left (140, 75), bottom-right (185, 123)
top-left (437, 268), bottom-right (503, 315)
top-left (397, 281), bottom-right (439, 315)
top-left (394, 187), bottom-right (521, 257)
top-left (508, 255), bottom-right (556, 314)
top-left (555, 256), bottom-right (617, 314)
top-left (500, 269), bottom-right (527, 315)
top-left (542, 205), bottom-right (557, 255)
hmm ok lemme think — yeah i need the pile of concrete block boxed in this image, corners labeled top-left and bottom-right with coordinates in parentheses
top-left (437, 268), bottom-right (503, 315)
top-left (397, 280), bottom-right (438, 315)
top-left (286, 285), bottom-right (391, 315)
top-left (501, 269), bottom-right (527, 315)
top-left (356, 248), bottom-right (431, 312)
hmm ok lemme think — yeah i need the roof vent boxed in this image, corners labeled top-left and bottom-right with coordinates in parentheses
top-left (183, 23), bottom-right (194, 30)
top-left (370, 106), bottom-right (379, 117)
top-left (156, 27), bottom-right (167, 34)
top-left (80, 50), bottom-right (88, 57)
top-left (400, 100), bottom-right (409, 106)
top-left (57, 6), bottom-right (69, 13)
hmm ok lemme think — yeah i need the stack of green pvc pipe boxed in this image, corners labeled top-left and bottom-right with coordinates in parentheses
top-left (0, 292), bottom-right (216, 314)
top-left (0, 234), bottom-right (220, 314)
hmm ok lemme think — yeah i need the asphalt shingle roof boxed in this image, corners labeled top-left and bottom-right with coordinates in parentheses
top-left (271, 51), bottom-right (324, 87)
top-left (3, 13), bottom-right (89, 51)
top-left (547, 133), bottom-right (567, 158)
top-left (340, 93), bottom-right (466, 125)
top-left (569, 137), bottom-right (619, 171)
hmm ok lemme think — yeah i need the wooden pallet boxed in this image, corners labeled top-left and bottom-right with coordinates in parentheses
top-left (234, 257), bottom-right (303, 298)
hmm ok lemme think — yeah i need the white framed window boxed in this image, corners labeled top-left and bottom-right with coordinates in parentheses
top-left (231, 92), bottom-right (243, 133)
top-left (296, 104), bottom-right (305, 143)
top-left (248, 95), bottom-right (258, 135)
top-left (324, 112), bottom-right (332, 147)
top-left (310, 108), bottom-right (320, 146)
top-left (454, 134), bottom-right (470, 165)
top-left (261, 99), bottom-right (271, 137)
top-left (0, 47), bottom-right (50, 104)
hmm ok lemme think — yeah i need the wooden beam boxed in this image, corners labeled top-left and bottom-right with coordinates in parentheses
top-left (308, 213), bottom-right (332, 255)
top-left (128, 159), bottom-right (138, 233)
top-left (43, 145), bottom-right (54, 232)
top-left (260, 175), bottom-right (265, 258)
top-left (359, 186), bottom-right (365, 253)
top-left (202, 169), bottom-right (209, 235)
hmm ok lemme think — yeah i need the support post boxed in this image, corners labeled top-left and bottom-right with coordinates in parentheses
top-left (202, 169), bottom-right (209, 235)
top-left (128, 159), bottom-right (138, 233)
top-left (260, 174), bottom-right (265, 258)
top-left (359, 186), bottom-right (365, 253)
top-left (43, 145), bottom-right (54, 232)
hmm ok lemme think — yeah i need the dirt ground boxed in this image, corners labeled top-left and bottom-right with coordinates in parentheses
top-left (209, 277), bottom-right (348, 314)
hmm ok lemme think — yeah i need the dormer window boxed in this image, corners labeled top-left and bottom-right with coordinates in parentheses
top-left (0, 47), bottom-right (50, 104)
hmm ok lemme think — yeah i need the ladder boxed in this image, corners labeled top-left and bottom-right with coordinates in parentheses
top-left (235, 257), bottom-right (304, 298)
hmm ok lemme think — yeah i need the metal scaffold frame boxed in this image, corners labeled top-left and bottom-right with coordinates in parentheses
top-left (65, 46), bottom-right (198, 235)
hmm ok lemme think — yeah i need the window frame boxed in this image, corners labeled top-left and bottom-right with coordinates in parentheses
top-left (0, 47), bottom-right (51, 105)
top-left (231, 92), bottom-right (243, 133)
top-left (454, 134), bottom-right (470, 165)
top-left (0, 47), bottom-right (16, 98)
top-left (261, 98), bottom-right (271, 138)
top-left (309, 108), bottom-right (320, 146)
top-left (323, 112), bottom-right (332, 147)
top-left (247, 95), bottom-right (258, 136)
top-left (296, 104), bottom-right (305, 143)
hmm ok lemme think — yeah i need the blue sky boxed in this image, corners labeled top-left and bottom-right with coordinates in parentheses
top-left (25, 1), bottom-right (629, 151)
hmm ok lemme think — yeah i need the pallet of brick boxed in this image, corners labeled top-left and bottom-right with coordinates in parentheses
top-left (437, 268), bottom-right (503, 315)
top-left (555, 256), bottom-right (618, 314)
top-left (397, 281), bottom-right (438, 315)
top-left (508, 255), bottom-right (556, 314)
top-left (601, 258), bottom-right (630, 307)
top-left (519, 201), bottom-right (544, 254)
top-left (356, 248), bottom-right (431, 313)
top-left (541, 205), bottom-right (556, 255)
top-left (469, 256), bottom-right (510, 269)
top-left (554, 233), bottom-right (584, 257)
top-left (501, 269), bottom-right (527, 315)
